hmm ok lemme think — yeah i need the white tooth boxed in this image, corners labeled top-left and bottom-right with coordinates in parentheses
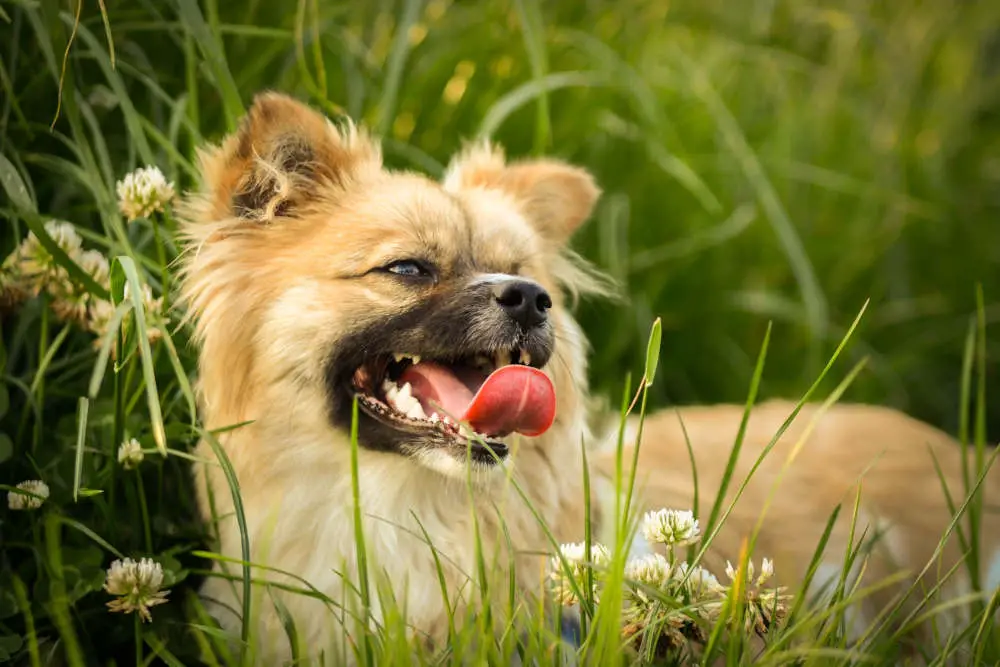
top-left (395, 393), bottom-right (416, 413)
top-left (411, 355), bottom-right (421, 365)
top-left (406, 402), bottom-right (427, 420)
top-left (520, 348), bottom-right (531, 366)
top-left (393, 353), bottom-right (406, 362)
top-left (429, 414), bottom-right (440, 423)
top-left (382, 379), bottom-right (396, 394)
top-left (398, 382), bottom-right (413, 401)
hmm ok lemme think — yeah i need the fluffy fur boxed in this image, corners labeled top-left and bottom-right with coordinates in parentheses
top-left (177, 92), bottom-right (605, 663)
top-left (595, 400), bottom-right (1000, 657)
top-left (178, 91), bottom-right (997, 663)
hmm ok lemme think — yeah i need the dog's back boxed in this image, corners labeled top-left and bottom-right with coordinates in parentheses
top-left (595, 400), bottom-right (1000, 656)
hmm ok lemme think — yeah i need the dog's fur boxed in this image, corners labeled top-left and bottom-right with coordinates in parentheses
top-left (595, 401), bottom-right (1000, 655)
top-left (177, 91), bottom-right (607, 662)
top-left (178, 92), bottom-right (998, 663)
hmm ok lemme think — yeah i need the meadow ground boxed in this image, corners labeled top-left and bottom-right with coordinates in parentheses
top-left (1, 0), bottom-right (998, 664)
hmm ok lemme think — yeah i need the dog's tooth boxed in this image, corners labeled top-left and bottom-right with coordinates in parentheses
top-left (495, 349), bottom-right (512, 367)
top-left (520, 348), bottom-right (531, 366)
top-left (406, 402), bottom-right (427, 420)
top-left (410, 355), bottom-right (421, 365)
top-left (393, 352), bottom-right (406, 363)
top-left (429, 413), bottom-right (440, 423)
top-left (398, 382), bottom-right (413, 401)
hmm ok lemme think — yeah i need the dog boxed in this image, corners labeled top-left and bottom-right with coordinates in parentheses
top-left (178, 91), bottom-right (998, 663)
top-left (176, 91), bottom-right (608, 663)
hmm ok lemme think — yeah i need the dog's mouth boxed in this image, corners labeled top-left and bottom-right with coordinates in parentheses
top-left (349, 347), bottom-right (556, 461)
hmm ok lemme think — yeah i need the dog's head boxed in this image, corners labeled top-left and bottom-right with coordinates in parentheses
top-left (178, 92), bottom-right (607, 477)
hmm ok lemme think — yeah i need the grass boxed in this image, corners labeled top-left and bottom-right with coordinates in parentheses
top-left (0, 0), bottom-right (998, 664)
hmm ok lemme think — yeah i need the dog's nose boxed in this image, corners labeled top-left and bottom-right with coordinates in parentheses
top-left (493, 279), bottom-right (552, 329)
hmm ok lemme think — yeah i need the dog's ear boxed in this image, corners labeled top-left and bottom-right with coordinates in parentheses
top-left (442, 142), bottom-right (600, 244)
top-left (195, 91), bottom-right (380, 223)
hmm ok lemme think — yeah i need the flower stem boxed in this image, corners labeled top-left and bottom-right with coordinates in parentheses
top-left (134, 613), bottom-right (143, 664)
top-left (151, 213), bottom-right (169, 311)
top-left (135, 472), bottom-right (153, 554)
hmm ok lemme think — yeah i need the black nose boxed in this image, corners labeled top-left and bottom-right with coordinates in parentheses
top-left (493, 279), bottom-right (552, 329)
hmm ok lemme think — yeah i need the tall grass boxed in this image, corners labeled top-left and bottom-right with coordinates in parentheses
top-left (0, 0), bottom-right (998, 664)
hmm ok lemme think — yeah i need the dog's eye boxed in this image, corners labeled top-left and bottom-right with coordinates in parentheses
top-left (385, 260), bottom-right (432, 279)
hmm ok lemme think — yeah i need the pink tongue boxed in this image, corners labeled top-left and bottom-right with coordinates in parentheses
top-left (400, 363), bottom-right (556, 438)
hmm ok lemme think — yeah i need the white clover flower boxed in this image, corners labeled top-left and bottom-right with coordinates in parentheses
top-left (118, 438), bottom-right (144, 470)
top-left (757, 558), bottom-right (774, 586)
top-left (86, 297), bottom-right (116, 343)
top-left (116, 166), bottom-right (175, 222)
top-left (673, 561), bottom-right (724, 598)
top-left (0, 265), bottom-right (29, 311)
top-left (547, 541), bottom-right (610, 606)
top-left (11, 221), bottom-right (83, 295)
top-left (7, 479), bottom-right (50, 511)
top-left (78, 249), bottom-right (111, 291)
top-left (104, 557), bottom-right (170, 622)
top-left (641, 508), bottom-right (700, 547)
top-left (625, 553), bottom-right (671, 589)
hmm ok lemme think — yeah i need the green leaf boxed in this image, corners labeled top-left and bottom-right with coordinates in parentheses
top-left (643, 316), bottom-right (662, 388)
top-left (0, 634), bottom-right (24, 661)
top-left (73, 397), bottom-right (89, 501)
top-left (0, 151), bottom-right (35, 213)
top-left (78, 488), bottom-right (104, 497)
top-left (113, 256), bottom-right (166, 455)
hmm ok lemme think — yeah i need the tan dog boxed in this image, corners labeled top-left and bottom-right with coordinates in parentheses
top-left (177, 91), bottom-right (606, 663)
top-left (177, 91), bottom-right (996, 663)
top-left (596, 400), bottom-right (1000, 655)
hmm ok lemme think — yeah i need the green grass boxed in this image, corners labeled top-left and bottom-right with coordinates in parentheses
top-left (1, 0), bottom-right (999, 664)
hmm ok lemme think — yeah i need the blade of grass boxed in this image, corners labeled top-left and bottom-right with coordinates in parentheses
top-left (43, 513), bottom-right (85, 667)
top-left (0, 150), bottom-right (36, 212)
top-left (72, 396), bottom-right (88, 501)
top-left (199, 429), bottom-right (252, 665)
top-left (374, 0), bottom-right (422, 138)
top-left (115, 256), bottom-right (166, 454)
top-left (512, 0), bottom-right (551, 153)
top-left (171, 0), bottom-right (245, 129)
top-left (348, 396), bottom-right (374, 667)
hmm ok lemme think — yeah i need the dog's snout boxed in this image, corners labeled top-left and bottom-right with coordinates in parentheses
top-left (492, 279), bottom-right (552, 329)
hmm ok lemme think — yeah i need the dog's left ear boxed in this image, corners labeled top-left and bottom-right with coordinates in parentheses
top-left (442, 142), bottom-right (600, 244)
top-left (190, 91), bottom-right (381, 226)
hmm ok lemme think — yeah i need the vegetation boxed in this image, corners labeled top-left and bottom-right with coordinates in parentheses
top-left (0, 0), bottom-right (997, 664)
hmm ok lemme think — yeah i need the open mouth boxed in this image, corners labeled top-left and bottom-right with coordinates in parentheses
top-left (349, 347), bottom-right (556, 463)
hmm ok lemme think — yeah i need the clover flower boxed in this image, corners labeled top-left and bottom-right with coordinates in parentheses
top-left (116, 166), bottom-right (175, 222)
top-left (724, 557), bottom-right (788, 635)
top-left (104, 557), bottom-right (170, 622)
top-left (118, 438), bottom-right (144, 470)
top-left (8, 221), bottom-right (83, 296)
top-left (7, 480), bottom-right (50, 511)
top-left (0, 264), bottom-right (29, 312)
top-left (547, 541), bottom-right (610, 606)
top-left (641, 508), bottom-right (700, 548)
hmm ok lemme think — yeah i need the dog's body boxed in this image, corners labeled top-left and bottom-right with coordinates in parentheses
top-left (596, 401), bottom-right (1000, 653)
top-left (178, 92), bottom-right (998, 663)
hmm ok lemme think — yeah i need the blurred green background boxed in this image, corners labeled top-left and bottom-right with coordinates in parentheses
top-left (3, 0), bottom-right (999, 436)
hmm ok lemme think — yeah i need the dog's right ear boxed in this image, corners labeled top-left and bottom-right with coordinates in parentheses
top-left (191, 91), bottom-right (381, 225)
